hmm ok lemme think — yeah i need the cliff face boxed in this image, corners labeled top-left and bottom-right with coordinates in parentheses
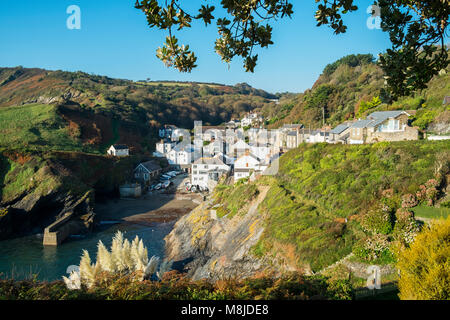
top-left (0, 151), bottom-right (138, 241)
top-left (165, 187), bottom-right (279, 281)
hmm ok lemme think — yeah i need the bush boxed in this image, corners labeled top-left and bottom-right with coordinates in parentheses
top-left (392, 208), bottom-right (421, 245)
top-left (401, 194), bottom-right (418, 208)
top-left (396, 217), bottom-right (450, 300)
top-left (352, 235), bottom-right (394, 263)
top-left (361, 207), bottom-right (394, 235)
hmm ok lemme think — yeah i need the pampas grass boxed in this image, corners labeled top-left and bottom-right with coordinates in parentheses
top-left (63, 231), bottom-right (173, 290)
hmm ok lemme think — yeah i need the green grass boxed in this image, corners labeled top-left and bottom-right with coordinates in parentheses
top-left (0, 155), bottom-right (61, 203)
top-left (250, 140), bottom-right (450, 272)
top-left (0, 104), bottom-right (92, 152)
top-left (411, 205), bottom-right (450, 220)
top-left (213, 182), bottom-right (260, 219)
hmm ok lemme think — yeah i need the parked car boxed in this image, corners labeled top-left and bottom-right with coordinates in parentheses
top-left (162, 181), bottom-right (171, 189)
top-left (154, 183), bottom-right (162, 190)
top-left (161, 174), bottom-right (172, 180)
top-left (167, 171), bottom-right (177, 177)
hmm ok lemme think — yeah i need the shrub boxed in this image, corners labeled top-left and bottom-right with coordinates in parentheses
top-left (425, 187), bottom-right (438, 205)
top-left (361, 207), bottom-right (394, 235)
top-left (401, 194), bottom-right (418, 208)
top-left (353, 234), bottom-right (393, 263)
top-left (0, 208), bottom-right (8, 218)
top-left (396, 217), bottom-right (450, 300)
top-left (392, 208), bottom-right (421, 245)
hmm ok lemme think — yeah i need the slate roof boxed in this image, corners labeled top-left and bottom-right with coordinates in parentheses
top-left (331, 123), bottom-right (351, 134)
top-left (351, 120), bottom-right (375, 128)
top-left (349, 110), bottom-right (410, 129)
top-left (193, 156), bottom-right (227, 166)
top-left (136, 161), bottom-right (161, 173)
top-left (172, 143), bottom-right (195, 153)
top-left (112, 144), bottom-right (129, 150)
top-left (367, 110), bottom-right (409, 120)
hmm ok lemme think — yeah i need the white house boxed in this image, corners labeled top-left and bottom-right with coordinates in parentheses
top-left (191, 156), bottom-right (231, 190)
top-left (155, 141), bottom-right (174, 155)
top-left (229, 139), bottom-right (251, 158)
top-left (167, 143), bottom-right (201, 168)
top-left (234, 153), bottom-right (267, 182)
top-left (203, 138), bottom-right (226, 158)
top-left (107, 144), bottom-right (129, 157)
top-left (249, 143), bottom-right (271, 162)
top-left (241, 112), bottom-right (261, 127)
top-left (307, 130), bottom-right (331, 143)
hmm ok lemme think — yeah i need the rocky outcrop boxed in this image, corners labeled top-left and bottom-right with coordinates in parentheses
top-left (165, 187), bottom-right (278, 281)
top-left (21, 88), bottom-right (85, 106)
top-left (0, 182), bottom-right (95, 241)
top-left (0, 151), bottom-right (134, 242)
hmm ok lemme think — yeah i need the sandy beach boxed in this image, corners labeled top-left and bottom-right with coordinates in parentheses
top-left (94, 174), bottom-right (203, 226)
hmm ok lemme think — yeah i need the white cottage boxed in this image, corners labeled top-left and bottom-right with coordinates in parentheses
top-left (234, 153), bottom-right (267, 182)
top-left (107, 144), bottom-right (129, 157)
top-left (191, 156), bottom-right (231, 190)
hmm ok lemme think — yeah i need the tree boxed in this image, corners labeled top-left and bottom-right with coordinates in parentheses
top-left (134, 0), bottom-right (449, 99)
top-left (396, 217), bottom-right (450, 300)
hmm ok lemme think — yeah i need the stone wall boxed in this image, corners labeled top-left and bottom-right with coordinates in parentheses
top-left (367, 126), bottom-right (419, 143)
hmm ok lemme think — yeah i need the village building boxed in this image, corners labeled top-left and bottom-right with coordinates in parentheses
top-left (330, 123), bottom-right (352, 144)
top-left (249, 143), bottom-right (272, 162)
top-left (226, 119), bottom-right (241, 129)
top-left (286, 131), bottom-right (299, 149)
top-left (107, 144), bottom-right (129, 157)
top-left (201, 127), bottom-right (227, 142)
top-left (155, 140), bottom-right (174, 156)
top-left (443, 96), bottom-right (450, 106)
top-left (134, 160), bottom-right (162, 185)
top-left (203, 138), bottom-right (226, 158)
top-left (241, 112), bottom-right (263, 127)
top-left (348, 111), bottom-right (418, 144)
top-left (119, 183), bottom-right (142, 198)
top-left (167, 143), bottom-right (201, 171)
top-left (171, 128), bottom-right (190, 142)
top-left (234, 153), bottom-right (268, 182)
top-left (191, 156), bottom-right (231, 190)
top-left (229, 139), bottom-right (251, 159)
top-left (159, 124), bottom-right (178, 140)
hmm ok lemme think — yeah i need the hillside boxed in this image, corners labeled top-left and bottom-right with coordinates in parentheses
top-left (263, 54), bottom-right (450, 134)
top-left (0, 67), bottom-right (277, 154)
top-left (166, 140), bottom-right (450, 278)
top-left (0, 150), bottom-right (153, 240)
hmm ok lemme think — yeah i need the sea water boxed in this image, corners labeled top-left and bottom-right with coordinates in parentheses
top-left (0, 221), bottom-right (174, 281)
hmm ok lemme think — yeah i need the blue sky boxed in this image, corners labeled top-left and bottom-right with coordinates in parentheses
top-left (0, 0), bottom-right (393, 93)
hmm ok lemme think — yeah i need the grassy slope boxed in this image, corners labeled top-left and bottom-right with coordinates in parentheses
top-left (0, 104), bottom-right (95, 153)
top-left (264, 54), bottom-right (450, 131)
top-left (0, 67), bottom-right (277, 154)
top-left (214, 140), bottom-right (450, 272)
